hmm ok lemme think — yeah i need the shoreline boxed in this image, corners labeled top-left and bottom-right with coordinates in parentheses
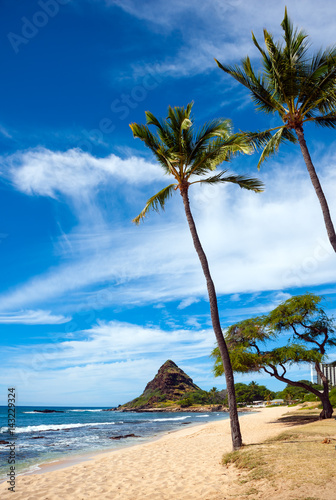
top-left (0, 406), bottom-right (289, 499)
top-left (22, 417), bottom-right (213, 477)
top-left (0, 410), bottom-right (234, 484)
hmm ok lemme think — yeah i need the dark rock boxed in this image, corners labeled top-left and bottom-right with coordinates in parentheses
top-left (33, 409), bottom-right (64, 413)
top-left (30, 436), bottom-right (45, 439)
top-left (211, 405), bottom-right (223, 411)
top-left (109, 433), bottom-right (140, 440)
top-left (0, 440), bottom-right (9, 444)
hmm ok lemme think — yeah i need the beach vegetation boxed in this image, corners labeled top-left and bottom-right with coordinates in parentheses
top-left (216, 8), bottom-right (336, 252)
top-left (222, 411), bottom-right (336, 497)
top-left (130, 103), bottom-right (264, 449)
top-left (275, 380), bottom-right (323, 402)
top-left (177, 388), bottom-right (227, 407)
top-left (233, 382), bottom-right (275, 405)
top-left (211, 293), bottom-right (336, 418)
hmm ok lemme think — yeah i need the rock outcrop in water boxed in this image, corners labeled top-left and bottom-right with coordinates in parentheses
top-left (120, 360), bottom-right (201, 409)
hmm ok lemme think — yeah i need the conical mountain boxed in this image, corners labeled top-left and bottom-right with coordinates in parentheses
top-left (121, 360), bottom-right (201, 409)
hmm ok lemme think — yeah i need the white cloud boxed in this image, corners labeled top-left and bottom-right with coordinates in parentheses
top-left (0, 148), bottom-right (336, 312)
top-left (109, 0), bottom-right (336, 78)
top-left (0, 147), bottom-right (164, 199)
top-left (0, 125), bottom-right (12, 139)
top-left (177, 297), bottom-right (200, 309)
top-left (0, 318), bottom-right (321, 404)
top-left (0, 321), bottom-right (218, 405)
top-left (0, 310), bottom-right (71, 324)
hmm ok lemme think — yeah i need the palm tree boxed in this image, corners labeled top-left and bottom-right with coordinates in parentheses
top-left (216, 8), bottom-right (336, 252)
top-left (130, 102), bottom-right (264, 450)
top-left (209, 386), bottom-right (219, 406)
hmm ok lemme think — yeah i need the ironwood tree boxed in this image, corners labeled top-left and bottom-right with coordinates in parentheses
top-left (211, 293), bottom-right (335, 419)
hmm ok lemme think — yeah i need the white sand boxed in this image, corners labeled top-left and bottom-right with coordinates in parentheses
top-left (0, 406), bottom-right (289, 499)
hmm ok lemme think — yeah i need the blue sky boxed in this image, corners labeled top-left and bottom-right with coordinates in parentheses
top-left (1, 0), bottom-right (336, 406)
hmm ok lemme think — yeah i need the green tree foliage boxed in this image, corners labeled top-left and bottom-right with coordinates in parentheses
top-left (211, 293), bottom-right (336, 418)
top-left (234, 382), bottom-right (275, 404)
top-left (177, 388), bottom-right (226, 407)
top-left (130, 103), bottom-right (264, 450)
top-left (216, 8), bottom-right (336, 251)
top-left (276, 381), bottom-right (323, 401)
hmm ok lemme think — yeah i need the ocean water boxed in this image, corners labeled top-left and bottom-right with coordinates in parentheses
top-left (0, 406), bottom-right (233, 481)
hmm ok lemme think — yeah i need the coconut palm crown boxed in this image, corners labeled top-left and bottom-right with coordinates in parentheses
top-left (216, 8), bottom-right (336, 251)
top-left (130, 102), bottom-right (263, 451)
top-left (130, 102), bottom-right (264, 224)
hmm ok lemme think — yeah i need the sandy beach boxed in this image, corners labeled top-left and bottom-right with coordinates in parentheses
top-left (0, 406), bottom-right (291, 499)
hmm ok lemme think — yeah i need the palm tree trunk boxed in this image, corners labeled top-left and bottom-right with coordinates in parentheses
top-left (295, 127), bottom-right (336, 252)
top-left (180, 185), bottom-right (242, 450)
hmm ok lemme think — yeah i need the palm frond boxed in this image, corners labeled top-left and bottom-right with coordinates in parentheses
top-left (300, 62), bottom-right (336, 116)
top-left (130, 122), bottom-right (178, 176)
top-left (239, 129), bottom-right (274, 150)
top-left (281, 7), bottom-right (308, 61)
top-left (313, 113), bottom-right (336, 128)
top-left (193, 171), bottom-right (264, 193)
top-left (257, 127), bottom-right (296, 169)
top-left (186, 133), bottom-right (253, 179)
top-left (216, 57), bottom-right (285, 114)
top-left (132, 183), bottom-right (177, 225)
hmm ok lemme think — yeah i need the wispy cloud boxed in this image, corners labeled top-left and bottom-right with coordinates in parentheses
top-left (0, 125), bottom-right (12, 139)
top-left (0, 310), bottom-right (71, 325)
top-left (0, 321), bottom-right (217, 404)
top-left (0, 146), bottom-right (335, 312)
top-left (0, 147), bottom-right (164, 199)
top-left (0, 317), bottom-right (316, 404)
top-left (108, 0), bottom-right (336, 78)
top-left (177, 297), bottom-right (200, 310)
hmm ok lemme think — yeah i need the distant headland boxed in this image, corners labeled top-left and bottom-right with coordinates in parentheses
top-left (118, 360), bottom-right (229, 412)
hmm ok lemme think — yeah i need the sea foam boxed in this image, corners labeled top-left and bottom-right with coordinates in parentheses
top-left (0, 422), bottom-right (115, 433)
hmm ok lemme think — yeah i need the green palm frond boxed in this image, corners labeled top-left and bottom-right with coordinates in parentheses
top-left (239, 129), bottom-right (274, 150)
top-left (281, 7), bottom-right (308, 61)
top-left (192, 170), bottom-right (264, 192)
top-left (216, 57), bottom-right (284, 114)
top-left (130, 122), bottom-right (178, 176)
top-left (132, 183), bottom-right (177, 225)
top-left (194, 119), bottom-right (232, 144)
top-left (131, 103), bottom-right (262, 215)
top-left (299, 49), bottom-right (336, 116)
top-left (145, 111), bottom-right (164, 129)
top-left (217, 7), bottom-right (336, 140)
top-left (313, 113), bottom-right (336, 128)
top-left (186, 133), bottom-right (252, 179)
top-left (187, 119), bottom-right (232, 165)
top-left (257, 127), bottom-right (297, 169)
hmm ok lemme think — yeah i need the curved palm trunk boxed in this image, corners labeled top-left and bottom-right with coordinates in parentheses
top-left (295, 127), bottom-right (336, 252)
top-left (180, 185), bottom-right (242, 450)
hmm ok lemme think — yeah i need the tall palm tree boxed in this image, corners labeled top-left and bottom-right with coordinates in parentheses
top-left (130, 102), bottom-right (264, 450)
top-left (216, 8), bottom-right (336, 252)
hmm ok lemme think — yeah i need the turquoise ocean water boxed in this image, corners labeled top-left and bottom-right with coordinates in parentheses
top-left (0, 406), bottom-right (235, 481)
